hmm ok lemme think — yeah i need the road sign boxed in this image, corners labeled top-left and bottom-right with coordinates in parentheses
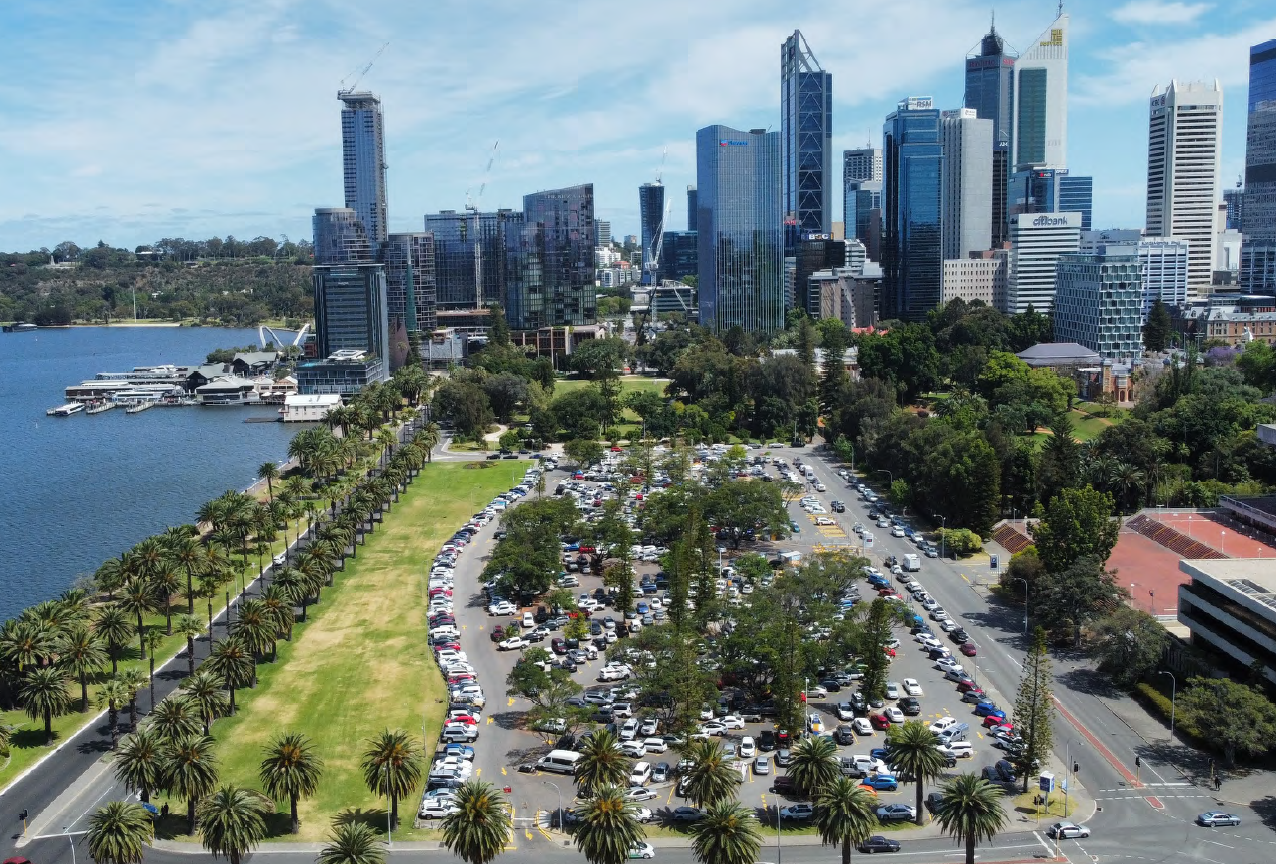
top-left (990, 554), bottom-right (999, 570)
top-left (1039, 771), bottom-right (1055, 793)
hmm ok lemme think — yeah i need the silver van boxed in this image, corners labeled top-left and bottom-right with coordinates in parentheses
top-left (537, 749), bottom-right (583, 775)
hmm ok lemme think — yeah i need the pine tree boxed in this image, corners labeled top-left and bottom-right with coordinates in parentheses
top-left (1012, 627), bottom-right (1054, 792)
top-left (1143, 300), bottom-right (1172, 353)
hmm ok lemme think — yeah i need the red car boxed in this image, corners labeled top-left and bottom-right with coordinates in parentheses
top-left (960, 642), bottom-right (977, 656)
top-left (449, 714), bottom-right (480, 726)
top-left (983, 714), bottom-right (1010, 728)
top-left (870, 713), bottom-right (892, 730)
top-left (448, 673), bottom-right (476, 685)
top-left (777, 729), bottom-right (791, 746)
top-left (956, 680), bottom-right (980, 693)
top-left (432, 641), bottom-right (461, 653)
top-left (882, 647), bottom-right (897, 658)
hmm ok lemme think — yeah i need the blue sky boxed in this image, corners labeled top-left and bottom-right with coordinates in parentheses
top-left (1, 0), bottom-right (1273, 253)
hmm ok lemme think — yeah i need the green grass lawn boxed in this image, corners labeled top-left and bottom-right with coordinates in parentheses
top-left (1026, 406), bottom-right (1126, 448)
top-left (554, 375), bottom-right (669, 398)
top-left (151, 461), bottom-right (524, 843)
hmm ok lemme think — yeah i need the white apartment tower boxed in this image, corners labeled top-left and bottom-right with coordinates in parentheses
top-left (1012, 13), bottom-right (1069, 172)
top-left (1145, 80), bottom-right (1224, 291)
top-left (940, 109), bottom-right (994, 261)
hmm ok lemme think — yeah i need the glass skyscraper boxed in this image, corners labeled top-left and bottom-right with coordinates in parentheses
top-left (964, 18), bottom-right (1016, 244)
top-left (424, 209), bottom-right (520, 309)
top-left (339, 91), bottom-right (388, 244)
top-left (1059, 174), bottom-right (1093, 231)
top-left (1008, 168), bottom-right (1092, 231)
top-left (782, 31), bottom-right (833, 248)
top-left (842, 148), bottom-right (882, 259)
top-left (313, 208), bottom-right (373, 265)
top-left (639, 182), bottom-right (665, 284)
top-left (519, 184), bottom-right (597, 329)
top-left (882, 98), bottom-right (943, 321)
top-left (696, 125), bottom-right (784, 333)
top-left (686, 186), bottom-right (698, 232)
top-left (1013, 13), bottom-right (1069, 172)
top-left (1249, 38), bottom-right (1276, 112)
top-left (657, 231), bottom-right (698, 283)
top-left (1243, 39), bottom-right (1276, 294)
top-left (382, 232), bottom-right (436, 333)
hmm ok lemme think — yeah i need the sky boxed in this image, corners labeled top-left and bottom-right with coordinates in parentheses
top-left (1, 0), bottom-right (1273, 253)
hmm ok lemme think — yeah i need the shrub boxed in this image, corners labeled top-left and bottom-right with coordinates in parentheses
top-left (1132, 682), bottom-right (1202, 741)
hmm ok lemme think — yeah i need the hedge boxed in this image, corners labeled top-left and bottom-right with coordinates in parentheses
top-left (1132, 682), bottom-right (1203, 741)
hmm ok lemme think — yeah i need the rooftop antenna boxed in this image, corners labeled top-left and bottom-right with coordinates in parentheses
top-left (339, 41), bottom-right (389, 94)
top-left (1057, 0), bottom-right (1063, 17)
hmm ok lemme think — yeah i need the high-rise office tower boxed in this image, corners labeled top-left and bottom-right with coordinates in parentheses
top-left (596, 220), bottom-right (612, 247)
top-left (424, 209), bottom-right (520, 309)
top-left (842, 148), bottom-right (883, 259)
top-left (686, 186), bottom-right (698, 231)
top-left (883, 97), bottom-right (943, 320)
top-left (639, 182), bottom-right (666, 285)
top-left (1059, 174), bottom-right (1093, 231)
top-left (1224, 183), bottom-right (1244, 231)
top-left (1081, 230), bottom-right (1188, 321)
top-left (339, 91), bottom-right (389, 244)
top-left (965, 16), bottom-right (1017, 244)
top-left (516, 184), bottom-right (597, 329)
top-left (1012, 12), bottom-right (1068, 172)
top-left (1053, 251), bottom-right (1143, 359)
top-left (695, 125), bottom-right (784, 332)
top-left (1009, 167), bottom-right (1093, 230)
top-left (940, 109), bottom-right (993, 261)
top-left (1242, 40), bottom-right (1276, 294)
top-left (1005, 212), bottom-right (1081, 314)
top-left (313, 207), bottom-right (374, 265)
top-left (657, 231), bottom-right (698, 283)
top-left (1145, 80), bottom-right (1223, 290)
top-left (843, 148), bottom-right (883, 184)
top-left (382, 232), bottom-right (436, 334)
top-left (782, 31), bottom-right (833, 248)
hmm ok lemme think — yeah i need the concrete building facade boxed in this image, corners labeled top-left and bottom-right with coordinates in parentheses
top-left (1005, 212), bottom-right (1081, 314)
top-left (1053, 252), bottom-right (1143, 359)
top-left (940, 108), bottom-right (994, 261)
top-left (942, 249), bottom-right (1008, 308)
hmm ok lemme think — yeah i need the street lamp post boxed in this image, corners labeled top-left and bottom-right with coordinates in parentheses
top-left (937, 515), bottom-right (947, 559)
top-left (542, 780), bottom-right (563, 830)
top-left (1158, 670), bottom-right (1177, 742)
top-left (875, 469), bottom-right (893, 490)
top-left (1014, 578), bottom-right (1029, 635)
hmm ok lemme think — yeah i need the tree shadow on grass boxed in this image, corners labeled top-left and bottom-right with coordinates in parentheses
top-left (11, 728), bottom-right (53, 751)
top-left (259, 811), bottom-right (296, 838)
top-left (333, 808), bottom-right (391, 836)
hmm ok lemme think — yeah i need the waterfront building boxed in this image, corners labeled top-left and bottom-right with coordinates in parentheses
top-left (964, 17), bottom-right (1017, 244)
top-left (1243, 41), bottom-right (1276, 294)
top-left (1081, 230), bottom-right (1188, 322)
top-left (424, 209), bottom-right (520, 309)
top-left (940, 108), bottom-right (993, 261)
top-left (1004, 212), bottom-right (1082, 314)
top-left (657, 230), bottom-right (698, 283)
top-left (339, 91), bottom-right (388, 244)
top-left (382, 232), bottom-right (437, 335)
top-left (596, 220), bottom-right (612, 247)
top-left (639, 182), bottom-right (665, 285)
top-left (1012, 12), bottom-right (1069, 172)
top-left (942, 249), bottom-right (1008, 308)
top-left (514, 184), bottom-right (597, 330)
top-left (882, 97), bottom-right (943, 320)
top-left (296, 349), bottom-right (387, 395)
top-left (282, 393), bottom-right (342, 422)
top-left (313, 208), bottom-right (373, 265)
top-left (310, 206), bottom-right (390, 390)
top-left (1146, 80), bottom-right (1224, 291)
top-left (782, 30), bottom-right (834, 247)
top-left (695, 124), bottom-right (784, 332)
top-left (1053, 251), bottom-right (1143, 359)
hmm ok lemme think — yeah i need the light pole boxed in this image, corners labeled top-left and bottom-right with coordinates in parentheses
top-left (775, 796), bottom-right (783, 864)
top-left (1158, 670), bottom-right (1177, 742)
top-left (937, 515), bottom-right (947, 559)
top-left (542, 780), bottom-right (563, 830)
top-left (1014, 577), bottom-right (1029, 635)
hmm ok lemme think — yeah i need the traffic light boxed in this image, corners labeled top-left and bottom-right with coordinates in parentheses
top-left (1073, 762), bottom-right (1079, 775)
top-left (1135, 756), bottom-right (1141, 768)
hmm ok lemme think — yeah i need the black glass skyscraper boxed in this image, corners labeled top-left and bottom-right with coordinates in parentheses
top-left (782, 31), bottom-right (833, 250)
top-left (696, 125), bottom-right (784, 333)
top-left (883, 98), bottom-right (943, 321)
top-left (686, 186), bottom-right (697, 232)
top-left (424, 210), bottom-right (519, 309)
top-left (639, 182), bottom-right (665, 285)
top-left (964, 18), bottom-right (1016, 245)
top-left (518, 184), bottom-right (597, 329)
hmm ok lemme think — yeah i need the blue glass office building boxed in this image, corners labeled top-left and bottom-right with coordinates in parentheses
top-left (639, 182), bottom-right (665, 284)
top-left (782, 31), bottom-right (833, 249)
top-left (1009, 168), bottom-right (1092, 231)
top-left (695, 125), bottom-right (784, 333)
top-left (1249, 39), bottom-right (1276, 112)
top-left (1242, 40), bottom-right (1276, 293)
top-left (964, 20), bottom-right (1016, 244)
top-left (424, 209), bottom-right (520, 309)
top-left (657, 231), bottom-right (698, 283)
top-left (882, 98), bottom-right (943, 321)
top-left (339, 91), bottom-right (388, 244)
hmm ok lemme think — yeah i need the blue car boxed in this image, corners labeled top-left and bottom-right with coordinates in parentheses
top-left (974, 702), bottom-right (1000, 717)
top-left (790, 521), bottom-right (801, 533)
top-left (862, 774), bottom-right (899, 792)
top-left (443, 743), bottom-right (475, 761)
top-left (636, 602), bottom-right (649, 615)
top-left (641, 583), bottom-right (659, 595)
top-left (869, 747), bottom-right (890, 762)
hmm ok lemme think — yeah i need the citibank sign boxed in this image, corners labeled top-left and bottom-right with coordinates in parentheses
top-left (1032, 215), bottom-right (1071, 227)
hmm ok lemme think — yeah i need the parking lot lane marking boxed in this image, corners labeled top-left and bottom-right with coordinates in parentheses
top-left (1200, 839), bottom-right (1233, 849)
top-left (475, 768), bottom-right (481, 777)
top-left (501, 766), bottom-right (508, 776)
top-left (487, 716), bottom-right (495, 725)
top-left (1031, 830), bottom-right (1052, 857)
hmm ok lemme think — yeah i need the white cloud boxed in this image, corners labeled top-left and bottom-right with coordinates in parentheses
top-left (1111, 1), bottom-right (1212, 24)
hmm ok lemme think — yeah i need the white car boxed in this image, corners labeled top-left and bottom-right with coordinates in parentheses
top-left (737, 736), bottom-right (757, 758)
top-left (902, 678), bottom-right (923, 696)
top-left (891, 526), bottom-right (905, 537)
top-left (631, 808), bottom-right (655, 824)
top-left (620, 741), bottom-right (646, 758)
top-left (639, 718), bottom-right (659, 736)
top-left (598, 667), bottom-right (630, 682)
top-left (620, 718), bottom-right (640, 740)
top-left (929, 717), bottom-right (958, 734)
top-left (936, 657), bottom-right (963, 674)
top-left (498, 637), bottom-right (528, 651)
top-left (643, 737), bottom-right (668, 753)
top-left (629, 842), bottom-right (656, 859)
top-left (815, 517), bottom-right (836, 526)
top-left (883, 707), bottom-right (904, 723)
top-left (722, 715), bottom-right (746, 730)
top-left (852, 717), bottom-right (874, 736)
top-left (921, 597), bottom-right (939, 611)
top-left (884, 682), bottom-right (900, 700)
top-left (488, 601), bottom-right (517, 616)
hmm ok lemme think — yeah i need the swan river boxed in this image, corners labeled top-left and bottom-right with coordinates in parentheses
top-left (0, 326), bottom-right (307, 621)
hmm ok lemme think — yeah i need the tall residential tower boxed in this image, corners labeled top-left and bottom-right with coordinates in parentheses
top-left (339, 91), bottom-right (389, 244)
top-left (782, 31), bottom-right (833, 249)
top-left (639, 182), bottom-right (666, 285)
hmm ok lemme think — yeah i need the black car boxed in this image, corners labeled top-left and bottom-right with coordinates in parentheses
top-left (925, 792), bottom-right (945, 813)
top-left (831, 501), bottom-right (846, 513)
top-left (927, 647), bottom-right (949, 660)
top-left (834, 725), bottom-right (856, 744)
top-left (818, 678), bottom-right (842, 693)
top-left (859, 836), bottom-right (901, 854)
top-left (898, 697), bottom-right (922, 715)
top-left (850, 692), bottom-right (867, 712)
top-left (951, 629), bottom-right (969, 643)
top-left (759, 730), bottom-right (777, 751)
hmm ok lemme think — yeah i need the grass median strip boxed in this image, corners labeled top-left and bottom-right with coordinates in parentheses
top-left (152, 461), bottom-right (525, 842)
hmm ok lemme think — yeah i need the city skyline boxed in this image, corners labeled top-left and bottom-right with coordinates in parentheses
top-left (2, 0), bottom-right (1274, 252)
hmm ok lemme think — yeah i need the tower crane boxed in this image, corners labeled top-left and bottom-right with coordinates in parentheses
top-left (646, 198), bottom-right (673, 285)
top-left (465, 142), bottom-right (500, 309)
top-left (338, 41), bottom-right (390, 94)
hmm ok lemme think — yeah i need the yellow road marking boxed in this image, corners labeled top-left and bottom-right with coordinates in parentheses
top-left (476, 768), bottom-right (481, 777)
top-left (508, 697), bottom-right (516, 707)
top-left (501, 766), bottom-right (508, 776)
top-left (487, 716), bottom-right (495, 725)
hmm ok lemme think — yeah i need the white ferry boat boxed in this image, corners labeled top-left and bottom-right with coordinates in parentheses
top-left (46, 403), bottom-right (85, 416)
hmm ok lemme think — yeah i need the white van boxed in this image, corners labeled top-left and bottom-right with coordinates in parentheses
top-left (537, 749), bottom-right (584, 775)
top-left (902, 554), bottom-right (921, 572)
top-left (803, 466), bottom-right (816, 480)
top-left (628, 761), bottom-right (652, 786)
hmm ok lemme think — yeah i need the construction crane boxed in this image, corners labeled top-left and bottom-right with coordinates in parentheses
top-left (338, 41), bottom-right (389, 94)
top-left (466, 142), bottom-right (500, 309)
top-left (466, 141), bottom-right (500, 212)
top-left (646, 198), bottom-right (673, 285)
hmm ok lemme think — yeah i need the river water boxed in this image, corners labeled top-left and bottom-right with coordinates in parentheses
top-left (0, 326), bottom-right (308, 621)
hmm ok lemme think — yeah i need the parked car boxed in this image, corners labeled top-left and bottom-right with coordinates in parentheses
top-left (779, 804), bottom-right (815, 821)
top-left (1047, 821), bottom-right (1091, 839)
top-left (874, 803), bottom-right (915, 821)
top-left (859, 835), bottom-right (901, 853)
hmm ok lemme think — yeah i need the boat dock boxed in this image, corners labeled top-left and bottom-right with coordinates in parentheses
top-left (85, 402), bottom-right (116, 415)
top-left (124, 401), bottom-right (154, 415)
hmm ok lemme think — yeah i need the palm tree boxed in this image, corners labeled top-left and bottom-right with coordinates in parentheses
top-left (232, 599), bottom-right (276, 663)
top-left (180, 670), bottom-right (229, 735)
top-left (0, 617), bottom-right (58, 670)
top-left (678, 739), bottom-right (739, 808)
top-left (689, 799), bottom-right (761, 864)
top-left (360, 729), bottom-right (424, 830)
top-left (57, 623), bottom-right (108, 712)
top-left (97, 677), bottom-right (132, 750)
top-left (143, 628), bottom-right (165, 709)
top-left (197, 784), bottom-right (269, 864)
top-left (573, 728), bottom-right (630, 795)
top-left (934, 773), bottom-right (1010, 864)
top-left (164, 531), bottom-right (204, 614)
top-left (198, 572), bottom-right (222, 639)
top-left (318, 821), bottom-right (387, 864)
top-left (572, 784), bottom-right (644, 864)
top-left (885, 719), bottom-right (949, 825)
top-left (95, 556), bottom-right (129, 601)
top-left (440, 780), bottom-right (510, 864)
top-left (117, 578), bottom-right (156, 661)
top-left (258, 462), bottom-right (280, 504)
top-left (788, 734), bottom-right (842, 798)
top-left (813, 778), bottom-right (878, 864)
top-left (121, 668), bottom-right (147, 732)
top-left (114, 726), bottom-right (164, 803)
top-left (86, 801), bottom-right (153, 864)
top-left (150, 695), bottom-right (202, 742)
top-left (0, 723), bottom-right (17, 759)
top-left (176, 614), bottom-right (204, 676)
top-left (20, 665), bottom-right (73, 745)
top-left (93, 605), bottom-right (134, 675)
top-left (205, 635), bottom-right (254, 713)
top-left (259, 732), bottom-right (324, 834)
top-left (164, 733), bottom-right (220, 835)
top-left (419, 423), bottom-right (441, 463)
top-left (259, 584), bottom-right (295, 642)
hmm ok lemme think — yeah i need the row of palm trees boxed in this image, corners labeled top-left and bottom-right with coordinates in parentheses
top-left (436, 723), bottom-right (1011, 864)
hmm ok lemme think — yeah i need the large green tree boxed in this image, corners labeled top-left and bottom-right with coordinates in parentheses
top-left (1028, 485), bottom-right (1120, 574)
top-left (575, 729), bottom-right (630, 795)
top-left (813, 779), bottom-right (878, 864)
top-left (318, 821), bottom-right (387, 864)
top-left (1032, 556), bottom-right (1122, 646)
top-left (1143, 299), bottom-right (1172, 353)
top-left (1012, 628), bottom-right (1054, 791)
top-left (934, 773), bottom-right (1010, 864)
top-left (678, 739), bottom-right (741, 808)
top-left (259, 732), bottom-right (325, 834)
top-left (86, 801), bottom-right (153, 864)
top-left (885, 719), bottom-right (949, 824)
top-left (572, 784), bottom-right (645, 864)
top-left (1178, 677), bottom-right (1276, 766)
top-left (1087, 607), bottom-right (1169, 686)
top-left (787, 735), bottom-right (841, 798)
top-left (20, 666), bottom-right (73, 745)
top-left (688, 800), bottom-right (762, 864)
top-left (196, 785), bottom-right (269, 864)
top-left (360, 729), bottom-right (424, 830)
